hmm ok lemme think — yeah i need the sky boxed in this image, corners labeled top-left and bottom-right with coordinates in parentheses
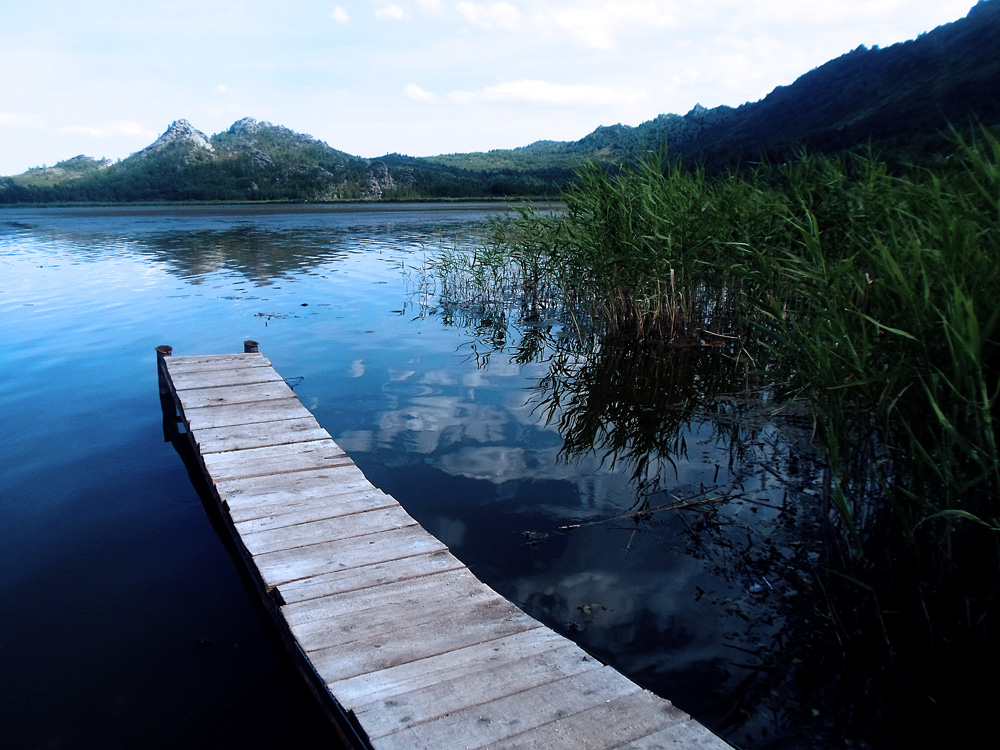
top-left (0, 0), bottom-right (979, 175)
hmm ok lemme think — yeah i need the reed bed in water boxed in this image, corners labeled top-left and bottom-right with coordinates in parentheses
top-left (757, 135), bottom-right (1000, 662)
top-left (422, 132), bottom-right (1000, 710)
top-left (484, 155), bottom-right (790, 344)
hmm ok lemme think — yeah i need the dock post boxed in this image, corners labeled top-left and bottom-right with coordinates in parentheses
top-left (244, 340), bottom-right (259, 353)
top-left (156, 345), bottom-right (173, 396)
top-left (156, 345), bottom-right (178, 442)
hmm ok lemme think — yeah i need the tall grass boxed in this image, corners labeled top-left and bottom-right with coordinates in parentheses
top-left (758, 134), bottom-right (1000, 652)
top-left (431, 132), bottom-right (1000, 664)
top-left (481, 156), bottom-right (789, 345)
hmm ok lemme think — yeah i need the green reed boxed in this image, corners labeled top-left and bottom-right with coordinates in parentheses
top-left (760, 134), bottom-right (999, 650)
top-left (545, 155), bottom-right (789, 343)
top-left (426, 132), bottom-right (999, 658)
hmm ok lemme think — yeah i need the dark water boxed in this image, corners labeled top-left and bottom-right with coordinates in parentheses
top-left (0, 205), bottom-right (811, 749)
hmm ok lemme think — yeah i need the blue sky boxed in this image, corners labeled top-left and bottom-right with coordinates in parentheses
top-left (0, 1), bottom-right (977, 175)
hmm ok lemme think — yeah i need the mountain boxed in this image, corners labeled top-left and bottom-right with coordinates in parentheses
top-left (432, 0), bottom-right (1000, 171)
top-left (2, 118), bottom-right (398, 202)
top-left (0, 115), bottom-right (565, 202)
top-left (0, 115), bottom-right (571, 203)
top-left (665, 0), bottom-right (1000, 167)
top-left (2, 0), bottom-right (998, 203)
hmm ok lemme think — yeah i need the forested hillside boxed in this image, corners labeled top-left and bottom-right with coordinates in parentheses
top-left (1, 0), bottom-right (997, 203)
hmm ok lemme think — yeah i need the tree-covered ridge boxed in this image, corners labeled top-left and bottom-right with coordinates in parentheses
top-left (12, 155), bottom-right (113, 187)
top-left (1, 0), bottom-right (997, 203)
top-left (0, 117), bottom-right (572, 203)
top-left (1, 119), bottom-right (394, 203)
top-left (431, 0), bottom-right (1000, 171)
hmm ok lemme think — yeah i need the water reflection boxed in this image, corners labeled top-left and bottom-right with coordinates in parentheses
top-left (531, 341), bottom-right (760, 500)
top-left (0, 204), bottom-right (508, 750)
top-left (403, 265), bottom-right (829, 747)
top-left (1, 205), bottom-right (825, 749)
top-left (2, 204), bottom-right (490, 284)
top-left (140, 226), bottom-right (350, 282)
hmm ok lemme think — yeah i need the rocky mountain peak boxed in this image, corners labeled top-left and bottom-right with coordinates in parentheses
top-left (220, 117), bottom-right (320, 149)
top-left (228, 117), bottom-right (271, 136)
top-left (138, 119), bottom-right (214, 157)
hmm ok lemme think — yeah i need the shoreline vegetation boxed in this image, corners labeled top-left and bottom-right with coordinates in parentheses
top-left (419, 130), bottom-right (999, 746)
top-left (0, 196), bottom-right (547, 209)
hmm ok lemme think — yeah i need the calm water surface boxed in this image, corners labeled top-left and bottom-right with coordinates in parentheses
top-left (1, 205), bottom-right (804, 749)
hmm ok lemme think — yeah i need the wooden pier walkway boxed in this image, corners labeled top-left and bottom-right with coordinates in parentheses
top-left (157, 343), bottom-right (729, 749)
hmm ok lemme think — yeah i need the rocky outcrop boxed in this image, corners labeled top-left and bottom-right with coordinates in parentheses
top-left (366, 161), bottom-right (394, 199)
top-left (135, 119), bottom-right (214, 160)
top-left (228, 117), bottom-right (267, 137)
top-left (220, 117), bottom-right (320, 148)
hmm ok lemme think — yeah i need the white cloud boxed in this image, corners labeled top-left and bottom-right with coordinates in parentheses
top-left (56, 121), bottom-right (157, 139)
top-left (544, 7), bottom-right (613, 50)
top-left (450, 79), bottom-right (647, 106)
top-left (214, 83), bottom-right (230, 94)
top-left (534, 2), bottom-right (679, 51)
top-left (743, 0), bottom-right (909, 24)
top-left (405, 83), bottom-right (440, 102)
top-left (416, 0), bottom-right (446, 14)
top-left (329, 6), bottom-right (350, 23)
top-left (456, 2), bottom-right (523, 30)
top-left (375, 4), bottom-right (406, 21)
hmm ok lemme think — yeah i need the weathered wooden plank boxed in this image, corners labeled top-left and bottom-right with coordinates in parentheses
top-left (609, 720), bottom-right (732, 749)
top-left (238, 504), bottom-right (419, 556)
top-left (216, 463), bottom-right (373, 505)
top-left (230, 488), bottom-right (397, 534)
top-left (328, 627), bottom-right (572, 708)
top-left (283, 567), bottom-right (498, 646)
top-left (221, 474), bottom-right (384, 514)
top-left (165, 353), bottom-right (271, 373)
top-left (215, 464), bottom-right (374, 501)
top-left (253, 524), bottom-right (449, 590)
top-left (178, 380), bottom-right (297, 409)
top-left (305, 599), bottom-right (541, 685)
top-left (277, 548), bottom-right (465, 605)
top-left (353, 640), bottom-right (604, 740)
top-left (372, 666), bottom-right (646, 750)
top-left (170, 364), bottom-right (286, 391)
top-left (487, 688), bottom-right (691, 750)
top-left (191, 416), bottom-right (329, 453)
top-left (201, 439), bottom-right (350, 482)
top-left (182, 397), bottom-right (312, 429)
top-left (328, 626), bottom-right (568, 714)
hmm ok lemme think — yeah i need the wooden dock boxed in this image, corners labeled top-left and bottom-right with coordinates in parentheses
top-left (157, 343), bottom-right (730, 749)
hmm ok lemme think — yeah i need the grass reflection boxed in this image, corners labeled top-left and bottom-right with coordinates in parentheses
top-left (409, 262), bottom-right (838, 745)
top-left (529, 340), bottom-right (758, 503)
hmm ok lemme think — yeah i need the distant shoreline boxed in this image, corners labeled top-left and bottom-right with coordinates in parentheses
top-left (0, 199), bottom-right (563, 217)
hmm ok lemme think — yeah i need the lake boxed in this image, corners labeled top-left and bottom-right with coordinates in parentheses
top-left (1, 204), bottom-right (812, 749)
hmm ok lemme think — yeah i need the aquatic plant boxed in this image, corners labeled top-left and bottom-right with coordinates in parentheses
top-left (539, 156), bottom-right (789, 344)
top-left (756, 133), bottom-right (1000, 652)
top-left (420, 133), bottom-right (1000, 740)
